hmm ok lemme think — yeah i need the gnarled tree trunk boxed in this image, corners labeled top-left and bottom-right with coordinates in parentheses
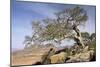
top-left (73, 25), bottom-right (84, 48)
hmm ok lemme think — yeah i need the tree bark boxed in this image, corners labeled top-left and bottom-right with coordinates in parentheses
top-left (73, 25), bottom-right (84, 48)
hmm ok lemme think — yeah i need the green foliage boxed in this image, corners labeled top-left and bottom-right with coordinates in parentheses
top-left (81, 32), bottom-right (90, 39)
top-left (35, 6), bottom-right (88, 41)
top-left (23, 36), bottom-right (32, 45)
top-left (24, 6), bottom-right (88, 47)
top-left (70, 6), bottom-right (88, 23)
top-left (81, 32), bottom-right (95, 41)
top-left (41, 20), bottom-right (72, 40)
top-left (90, 33), bottom-right (96, 41)
top-left (55, 6), bottom-right (88, 26)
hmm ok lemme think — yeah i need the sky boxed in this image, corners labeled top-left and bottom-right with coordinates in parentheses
top-left (11, 0), bottom-right (96, 50)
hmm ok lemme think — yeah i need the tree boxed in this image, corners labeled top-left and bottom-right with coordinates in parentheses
top-left (81, 32), bottom-right (91, 45)
top-left (30, 6), bottom-right (88, 48)
top-left (23, 32), bottom-right (40, 48)
top-left (90, 33), bottom-right (96, 41)
top-left (81, 32), bottom-right (90, 39)
top-left (23, 36), bottom-right (32, 48)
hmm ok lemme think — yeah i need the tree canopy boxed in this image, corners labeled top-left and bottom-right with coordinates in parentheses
top-left (24, 6), bottom-right (88, 48)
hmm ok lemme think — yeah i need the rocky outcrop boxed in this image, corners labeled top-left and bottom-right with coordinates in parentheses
top-left (42, 46), bottom-right (95, 64)
top-left (66, 46), bottom-right (95, 63)
top-left (40, 45), bottom-right (95, 64)
top-left (41, 48), bottom-right (55, 64)
top-left (50, 52), bottom-right (67, 64)
top-left (12, 43), bottom-right (96, 66)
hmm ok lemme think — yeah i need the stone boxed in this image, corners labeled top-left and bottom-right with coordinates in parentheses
top-left (66, 50), bottom-right (95, 63)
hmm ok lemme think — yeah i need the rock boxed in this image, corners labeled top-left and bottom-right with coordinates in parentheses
top-left (41, 48), bottom-right (55, 64)
top-left (82, 46), bottom-right (89, 52)
top-left (50, 52), bottom-right (67, 64)
top-left (34, 61), bottom-right (42, 65)
top-left (66, 50), bottom-right (95, 63)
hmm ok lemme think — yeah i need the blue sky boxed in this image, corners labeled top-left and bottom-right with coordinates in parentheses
top-left (11, 0), bottom-right (96, 50)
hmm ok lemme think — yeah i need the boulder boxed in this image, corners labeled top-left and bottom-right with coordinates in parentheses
top-left (82, 46), bottom-right (89, 52)
top-left (66, 49), bottom-right (95, 63)
top-left (50, 52), bottom-right (67, 64)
